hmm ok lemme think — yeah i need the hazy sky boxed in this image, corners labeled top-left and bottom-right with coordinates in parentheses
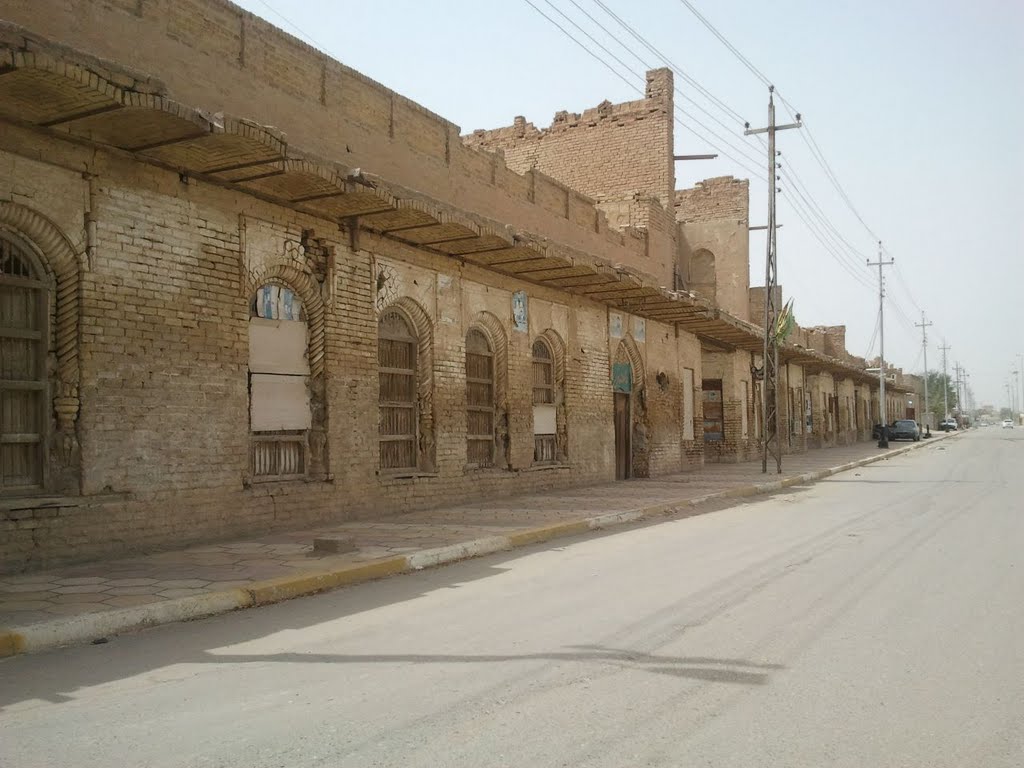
top-left (234, 0), bottom-right (1023, 408)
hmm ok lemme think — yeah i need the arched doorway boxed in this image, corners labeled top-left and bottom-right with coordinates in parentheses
top-left (611, 337), bottom-right (645, 480)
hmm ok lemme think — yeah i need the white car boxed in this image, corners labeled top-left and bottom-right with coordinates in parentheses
top-left (1002, 419), bottom-right (1014, 429)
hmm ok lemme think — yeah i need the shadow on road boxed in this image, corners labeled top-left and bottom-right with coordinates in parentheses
top-left (0, 542), bottom-right (785, 710)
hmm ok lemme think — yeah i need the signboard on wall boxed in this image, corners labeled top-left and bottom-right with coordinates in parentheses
top-left (512, 291), bottom-right (528, 333)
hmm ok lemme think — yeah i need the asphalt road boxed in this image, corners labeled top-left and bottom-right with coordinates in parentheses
top-left (2, 429), bottom-right (1022, 767)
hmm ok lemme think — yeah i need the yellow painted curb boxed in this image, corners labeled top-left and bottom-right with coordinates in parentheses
top-left (246, 556), bottom-right (408, 606)
top-left (0, 630), bottom-right (25, 658)
top-left (721, 484), bottom-right (765, 499)
top-left (508, 520), bottom-right (590, 548)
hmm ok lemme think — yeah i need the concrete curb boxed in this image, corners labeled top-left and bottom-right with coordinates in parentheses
top-left (0, 434), bottom-right (956, 658)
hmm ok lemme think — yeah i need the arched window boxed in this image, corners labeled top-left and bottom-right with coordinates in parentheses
top-left (0, 236), bottom-right (46, 491)
top-left (379, 310), bottom-right (418, 471)
top-left (248, 284), bottom-right (309, 480)
top-left (532, 338), bottom-right (556, 462)
top-left (466, 329), bottom-right (494, 467)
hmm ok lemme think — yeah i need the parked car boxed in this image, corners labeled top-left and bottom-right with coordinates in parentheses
top-left (891, 419), bottom-right (921, 441)
top-left (940, 418), bottom-right (958, 432)
top-left (1002, 419), bottom-right (1014, 429)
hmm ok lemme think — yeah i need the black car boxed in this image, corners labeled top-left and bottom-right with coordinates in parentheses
top-left (890, 419), bottom-right (921, 441)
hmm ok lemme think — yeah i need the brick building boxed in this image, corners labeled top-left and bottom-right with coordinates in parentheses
top-left (0, 0), bottom-right (911, 572)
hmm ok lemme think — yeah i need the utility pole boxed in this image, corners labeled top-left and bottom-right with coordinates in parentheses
top-left (867, 243), bottom-right (894, 447)
top-left (953, 362), bottom-right (964, 422)
top-left (745, 86), bottom-right (801, 474)
top-left (915, 312), bottom-right (933, 435)
top-left (939, 341), bottom-right (952, 421)
top-left (1018, 353), bottom-right (1024, 421)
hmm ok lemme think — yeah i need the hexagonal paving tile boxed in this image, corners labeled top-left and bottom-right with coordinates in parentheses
top-left (57, 576), bottom-right (109, 584)
top-left (1, 582), bottom-right (61, 593)
top-left (52, 592), bottom-right (112, 604)
top-left (103, 595), bottom-right (166, 608)
top-left (0, 600), bottom-right (54, 612)
top-left (156, 588), bottom-right (209, 598)
top-left (45, 603), bottom-right (108, 615)
top-left (0, 574), bottom-right (59, 585)
top-left (105, 578), bottom-right (160, 587)
top-left (52, 584), bottom-right (112, 594)
top-left (0, 591), bottom-right (56, 601)
top-left (153, 579), bottom-right (210, 589)
top-left (101, 586), bottom-right (159, 596)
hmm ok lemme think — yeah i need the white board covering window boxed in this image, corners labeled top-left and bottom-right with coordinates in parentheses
top-left (249, 286), bottom-right (309, 479)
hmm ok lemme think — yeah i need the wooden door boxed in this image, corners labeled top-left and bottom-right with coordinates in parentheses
top-left (614, 392), bottom-right (631, 480)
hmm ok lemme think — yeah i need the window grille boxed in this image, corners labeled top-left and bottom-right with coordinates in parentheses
top-left (379, 311), bottom-right (418, 471)
top-left (465, 329), bottom-right (494, 467)
top-left (0, 236), bottom-right (46, 492)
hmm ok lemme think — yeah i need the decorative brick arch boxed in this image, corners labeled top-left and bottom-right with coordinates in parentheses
top-left (535, 328), bottom-right (568, 461)
top-left (468, 311), bottom-right (508, 408)
top-left (537, 328), bottom-right (566, 392)
top-left (469, 311), bottom-right (510, 468)
top-left (0, 202), bottom-right (84, 491)
top-left (614, 334), bottom-right (650, 477)
top-left (380, 296), bottom-right (436, 471)
top-left (247, 263), bottom-right (326, 378)
top-left (613, 334), bottom-right (646, 392)
top-left (0, 202), bottom-right (83, 438)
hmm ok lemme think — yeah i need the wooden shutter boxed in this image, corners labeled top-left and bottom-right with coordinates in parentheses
top-left (379, 311), bottom-right (418, 470)
top-left (465, 330), bottom-right (494, 466)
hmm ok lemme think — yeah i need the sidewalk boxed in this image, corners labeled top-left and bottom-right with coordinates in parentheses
top-left (0, 434), bottom-right (955, 657)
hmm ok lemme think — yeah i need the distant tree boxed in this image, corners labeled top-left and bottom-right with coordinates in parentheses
top-left (1000, 407), bottom-right (1013, 420)
top-left (922, 371), bottom-right (956, 425)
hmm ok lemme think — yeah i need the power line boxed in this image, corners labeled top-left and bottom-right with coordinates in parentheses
top-left (521, 0), bottom-right (769, 181)
top-left (540, 0), bottom-right (768, 172)
top-left (780, 180), bottom-right (875, 292)
top-left (586, 0), bottom-right (749, 126)
top-left (675, 0), bottom-right (772, 87)
top-left (780, 167), bottom-right (872, 279)
top-left (674, 0), bottom-right (894, 267)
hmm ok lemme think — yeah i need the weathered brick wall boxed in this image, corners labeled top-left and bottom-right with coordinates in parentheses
top-left (835, 377), bottom-right (858, 445)
top-left (805, 372), bottom-right (838, 449)
top-left (809, 325), bottom-right (848, 361)
top-left (749, 285), bottom-right (783, 327)
top-left (676, 177), bottom-right (750, 322)
top-left (0, 129), bottom-right (707, 571)
top-left (464, 69), bottom-right (675, 209)
top-left (782, 363), bottom-right (808, 454)
top-left (701, 349), bottom-right (759, 463)
top-left (1, 0), bottom-right (665, 286)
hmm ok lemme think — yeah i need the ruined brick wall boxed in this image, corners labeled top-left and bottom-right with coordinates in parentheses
top-left (809, 325), bottom-right (848, 361)
top-left (676, 177), bottom-right (750, 321)
top-left (749, 285), bottom-right (783, 328)
top-left (464, 69), bottom-right (676, 210)
top-left (0, 128), bottom-right (707, 571)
